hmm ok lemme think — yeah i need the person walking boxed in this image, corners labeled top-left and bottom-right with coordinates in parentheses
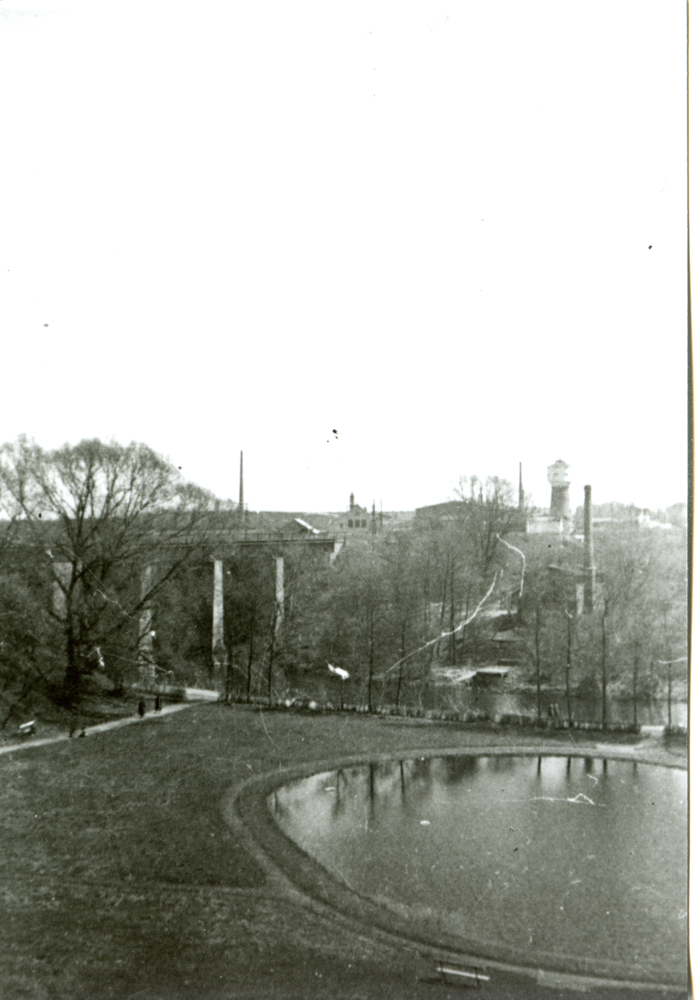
top-left (154, 694), bottom-right (161, 712)
top-left (138, 699), bottom-right (146, 718)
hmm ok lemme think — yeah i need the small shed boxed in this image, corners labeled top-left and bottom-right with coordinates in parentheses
top-left (473, 667), bottom-right (510, 686)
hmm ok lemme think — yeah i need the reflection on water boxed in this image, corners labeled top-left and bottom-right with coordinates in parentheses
top-left (272, 756), bottom-right (687, 977)
top-left (429, 688), bottom-right (689, 728)
top-left (300, 675), bottom-right (688, 727)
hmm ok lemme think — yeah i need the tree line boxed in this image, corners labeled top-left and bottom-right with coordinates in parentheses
top-left (0, 436), bottom-right (222, 723)
top-left (0, 438), bottom-right (688, 729)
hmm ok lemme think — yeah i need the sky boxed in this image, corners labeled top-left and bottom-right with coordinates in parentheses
top-left (0, 0), bottom-right (689, 514)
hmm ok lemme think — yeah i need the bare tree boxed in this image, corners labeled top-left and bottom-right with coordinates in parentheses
top-left (454, 475), bottom-right (524, 582)
top-left (0, 436), bottom-right (221, 705)
top-left (594, 525), bottom-right (686, 726)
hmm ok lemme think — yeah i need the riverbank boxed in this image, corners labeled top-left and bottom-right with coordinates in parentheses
top-left (0, 703), bottom-right (687, 999)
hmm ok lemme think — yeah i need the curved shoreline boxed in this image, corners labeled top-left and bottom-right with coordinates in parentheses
top-left (1, 702), bottom-right (687, 999)
top-left (229, 743), bottom-right (687, 992)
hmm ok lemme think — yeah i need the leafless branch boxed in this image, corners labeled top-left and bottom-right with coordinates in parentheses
top-left (378, 571), bottom-right (500, 680)
top-left (497, 533), bottom-right (526, 599)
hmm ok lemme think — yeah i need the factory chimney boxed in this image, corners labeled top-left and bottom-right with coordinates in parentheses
top-left (518, 462), bottom-right (524, 510)
top-left (349, 492), bottom-right (355, 509)
top-left (547, 460), bottom-right (571, 521)
top-left (238, 451), bottom-right (244, 520)
top-left (583, 484), bottom-right (595, 612)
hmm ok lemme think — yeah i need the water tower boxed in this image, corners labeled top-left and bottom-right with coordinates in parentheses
top-left (547, 460), bottom-right (571, 520)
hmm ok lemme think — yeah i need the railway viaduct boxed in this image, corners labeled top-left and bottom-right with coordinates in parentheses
top-left (49, 525), bottom-right (344, 688)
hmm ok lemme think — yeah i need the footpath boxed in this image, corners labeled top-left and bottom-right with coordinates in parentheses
top-left (0, 687), bottom-right (220, 756)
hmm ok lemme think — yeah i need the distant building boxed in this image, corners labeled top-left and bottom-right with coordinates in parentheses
top-left (415, 489), bottom-right (527, 534)
top-left (526, 514), bottom-right (569, 534)
top-left (548, 459), bottom-right (571, 519)
top-left (249, 493), bottom-right (413, 547)
top-left (279, 517), bottom-right (321, 537)
top-left (526, 460), bottom-right (573, 534)
top-left (414, 500), bottom-right (469, 523)
top-left (345, 493), bottom-right (369, 530)
top-left (571, 501), bottom-right (678, 533)
top-left (339, 494), bottom-right (414, 537)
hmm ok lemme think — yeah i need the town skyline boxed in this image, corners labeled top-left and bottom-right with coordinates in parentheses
top-left (0, 2), bottom-right (688, 529)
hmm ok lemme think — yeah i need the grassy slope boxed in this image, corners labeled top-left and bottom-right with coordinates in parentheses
top-left (0, 704), bottom-right (686, 1000)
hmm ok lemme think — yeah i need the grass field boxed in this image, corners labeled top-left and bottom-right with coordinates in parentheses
top-left (0, 703), bottom-right (687, 1000)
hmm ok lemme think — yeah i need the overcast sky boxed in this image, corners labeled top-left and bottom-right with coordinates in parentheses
top-left (0, 1), bottom-right (688, 513)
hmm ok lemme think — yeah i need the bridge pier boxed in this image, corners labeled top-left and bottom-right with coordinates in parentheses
top-left (275, 556), bottom-right (284, 635)
top-left (212, 559), bottom-right (227, 682)
top-left (52, 562), bottom-right (72, 618)
top-left (210, 554), bottom-right (286, 691)
top-left (139, 564), bottom-right (156, 682)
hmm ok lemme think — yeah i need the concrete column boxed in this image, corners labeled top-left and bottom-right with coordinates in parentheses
top-left (212, 559), bottom-right (226, 670)
top-left (139, 564), bottom-right (156, 680)
top-left (52, 562), bottom-right (72, 618)
top-left (275, 556), bottom-right (284, 635)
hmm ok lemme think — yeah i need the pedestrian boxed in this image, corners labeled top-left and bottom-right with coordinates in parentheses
top-left (138, 699), bottom-right (146, 718)
top-left (154, 693), bottom-right (161, 712)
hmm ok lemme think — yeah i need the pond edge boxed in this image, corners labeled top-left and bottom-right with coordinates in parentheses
top-left (226, 744), bottom-right (687, 992)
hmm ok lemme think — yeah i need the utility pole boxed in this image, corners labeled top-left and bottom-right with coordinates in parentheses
top-left (565, 609), bottom-right (574, 726)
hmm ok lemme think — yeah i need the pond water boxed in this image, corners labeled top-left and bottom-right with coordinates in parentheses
top-left (430, 688), bottom-right (689, 728)
top-left (271, 755), bottom-right (687, 981)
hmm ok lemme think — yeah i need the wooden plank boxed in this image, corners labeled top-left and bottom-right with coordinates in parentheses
top-left (437, 962), bottom-right (489, 987)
